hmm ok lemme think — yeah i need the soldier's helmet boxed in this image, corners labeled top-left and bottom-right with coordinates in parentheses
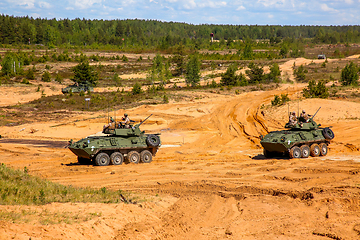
top-left (292, 111), bottom-right (296, 115)
top-left (302, 110), bottom-right (306, 113)
top-left (110, 117), bottom-right (114, 122)
top-left (124, 113), bottom-right (128, 117)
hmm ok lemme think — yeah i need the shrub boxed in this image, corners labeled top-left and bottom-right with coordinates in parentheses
top-left (121, 55), bottom-right (128, 62)
top-left (209, 79), bottom-right (217, 88)
top-left (246, 62), bottom-right (264, 84)
top-left (340, 61), bottom-right (359, 86)
top-left (271, 94), bottom-right (290, 106)
top-left (25, 68), bottom-right (35, 80)
top-left (42, 71), bottom-right (51, 82)
top-left (220, 64), bottom-right (238, 86)
top-left (185, 55), bottom-right (201, 87)
top-left (294, 65), bottom-right (306, 81)
top-left (163, 95), bottom-right (169, 103)
top-left (303, 79), bottom-right (329, 98)
top-left (267, 63), bottom-right (281, 83)
top-left (113, 74), bottom-right (121, 86)
top-left (55, 74), bottom-right (63, 83)
top-left (21, 78), bottom-right (30, 84)
top-left (72, 61), bottom-right (98, 86)
top-left (132, 82), bottom-right (142, 95)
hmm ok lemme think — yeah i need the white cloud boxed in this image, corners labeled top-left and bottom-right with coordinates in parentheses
top-left (236, 5), bottom-right (245, 10)
top-left (12, 0), bottom-right (35, 9)
top-left (198, 1), bottom-right (227, 8)
top-left (39, 1), bottom-right (51, 8)
top-left (257, 0), bottom-right (285, 7)
top-left (182, 0), bottom-right (196, 9)
top-left (344, 0), bottom-right (353, 3)
top-left (320, 3), bottom-right (336, 12)
top-left (268, 14), bottom-right (274, 18)
top-left (73, 0), bottom-right (103, 9)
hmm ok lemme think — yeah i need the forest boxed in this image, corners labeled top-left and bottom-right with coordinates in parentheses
top-left (1, 14), bottom-right (360, 51)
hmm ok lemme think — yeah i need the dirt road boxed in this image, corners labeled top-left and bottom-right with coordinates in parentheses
top-left (1, 59), bottom-right (360, 239)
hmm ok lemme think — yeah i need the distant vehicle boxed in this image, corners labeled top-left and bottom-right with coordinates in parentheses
top-left (260, 108), bottom-right (334, 159)
top-left (67, 114), bottom-right (161, 166)
top-left (61, 82), bottom-right (93, 94)
top-left (318, 54), bottom-right (326, 59)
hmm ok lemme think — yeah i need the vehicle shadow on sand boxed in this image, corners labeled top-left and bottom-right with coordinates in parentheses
top-left (252, 154), bottom-right (290, 160)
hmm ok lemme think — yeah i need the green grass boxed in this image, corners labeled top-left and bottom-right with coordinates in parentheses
top-left (0, 163), bottom-right (131, 205)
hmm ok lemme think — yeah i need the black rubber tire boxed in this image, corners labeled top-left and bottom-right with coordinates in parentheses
top-left (146, 135), bottom-right (161, 147)
top-left (319, 143), bottom-right (328, 156)
top-left (95, 152), bottom-right (110, 166)
top-left (140, 150), bottom-right (153, 163)
top-left (322, 128), bottom-right (335, 140)
top-left (78, 157), bottom-right (91, 165)
top-left (300, 145), bottom-right (310, 158)
top-left (110, 152), bottom-right (124, 165)
top-left (310, 144), bottom-right (320, 157)
top-left (127, 151), bottom-right (140, 164)
top-left (289, 146), bottom-right (301, 158)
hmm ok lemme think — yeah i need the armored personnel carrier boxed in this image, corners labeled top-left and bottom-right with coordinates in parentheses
top-left (62, 82), bottom-right (93, 94)
top-left (67, 115), bottom-right (161, 166)
top-left (260, 108), bottom-right (334, 159)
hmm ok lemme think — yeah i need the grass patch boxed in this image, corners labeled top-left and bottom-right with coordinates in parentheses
top-left (0, 163), bottom-right (132, 205)
top-left (0, 207), bottom-right (103, 224)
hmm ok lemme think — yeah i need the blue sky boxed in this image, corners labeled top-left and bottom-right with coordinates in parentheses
top-left (1, 0), bottom-right (360, 25)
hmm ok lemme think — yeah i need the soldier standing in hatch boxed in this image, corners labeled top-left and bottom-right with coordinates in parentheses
top-left (300, 110), bottom-right (310, 122)
top-left (122, 113), bottom-right (131, 128)
top-left (103, 117), bottom-right (115, 132)
top-left (288, 111), bottom-right (298, 127)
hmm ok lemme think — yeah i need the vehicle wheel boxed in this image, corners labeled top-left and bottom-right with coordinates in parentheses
top-left (110, 152), bottom-right (124, 165)
top-left (127, 151), bottom-right (140, 164)
top-left (263, 149), bottom-right (274, 158)
top-left (146, 135), bottom-right (161, 147)
top-left (78, 157), bottom-right (91, 165)
top-left (322, 128), bottom-right (335, 140)
top-left (300, 145), bottom-right (310, 158)
top-left (310, 144), bottom-right (320, 157)
top-left (289, 146), bottom-right (301, 158)
top-left (319, 143), bottom-right (328, 156)
top-left (140, 150), bottom-right (152, 163)
top-left (95, 152), bottom-right (110, 166)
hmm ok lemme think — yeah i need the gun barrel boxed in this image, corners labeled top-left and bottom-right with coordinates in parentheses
top-left (311, 107), bottom-right (321, 120)
top-left (137, 114), bottom-right (153, 127)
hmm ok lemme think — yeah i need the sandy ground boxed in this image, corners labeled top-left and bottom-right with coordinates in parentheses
top-left (1, 58), bottom-right (360, 239)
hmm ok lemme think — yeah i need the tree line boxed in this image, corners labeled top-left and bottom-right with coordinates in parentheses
top-left (1, 15), bottom-right (360, 50)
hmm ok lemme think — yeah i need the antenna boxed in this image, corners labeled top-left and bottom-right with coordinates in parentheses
top-left (114, 107), bottom-right (116, 128)
top-left (288, 103), bottom-right (290, 117)
top-left (297, 92), bottom-right (300, 117)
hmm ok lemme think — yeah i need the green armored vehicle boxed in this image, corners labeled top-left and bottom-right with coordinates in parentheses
top-left (260, 108), bottom-right (334, 159)
top-left (62, 82), bottom-right (93, 94)
top-left (67, 115), bottom-right (161, 166)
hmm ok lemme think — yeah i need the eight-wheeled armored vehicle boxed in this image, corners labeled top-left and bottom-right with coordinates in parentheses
top-left (260, 108), bottom-right (334, 159)
top-left (67, 115), bottom-right (161, 166)
top-left (62, 82), bottom-right (93, 94)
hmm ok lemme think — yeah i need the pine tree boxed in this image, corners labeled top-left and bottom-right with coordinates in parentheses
top-left (221, 64), bottom-right (238, 86)
top-left (72, 61), bottom-right (98, 86)
top-left (341, 61), bottom-right (359, 86)
top-left (185, 55), bottom-right (201, 87)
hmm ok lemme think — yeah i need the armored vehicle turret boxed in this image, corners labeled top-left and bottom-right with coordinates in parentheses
top-left (67, 115), bottom-right (161, 166)
top-left (260, 108), bottom-right (334, 159)
top-left (62, 82), bottom-right (93, 94)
